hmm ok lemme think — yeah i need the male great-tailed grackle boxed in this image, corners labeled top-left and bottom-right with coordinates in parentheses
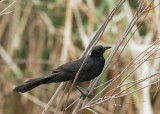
top-left (13, 45), bottom-right (111, 96)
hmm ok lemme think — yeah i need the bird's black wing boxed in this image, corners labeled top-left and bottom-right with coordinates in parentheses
top-left (53, 58), bottom-right (93, 73)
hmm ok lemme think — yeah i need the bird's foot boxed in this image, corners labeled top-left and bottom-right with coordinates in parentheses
top-left (80, 91), bottom-right (93, 100)
top-left (75, 85), bottom-right (93, 99)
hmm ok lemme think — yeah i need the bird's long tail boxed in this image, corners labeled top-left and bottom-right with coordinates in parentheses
top-left (13, 74), bottom-right (56, 93)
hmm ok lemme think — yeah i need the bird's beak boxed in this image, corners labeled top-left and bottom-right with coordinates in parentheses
top-left (103, 46), bottom-right (112, 51)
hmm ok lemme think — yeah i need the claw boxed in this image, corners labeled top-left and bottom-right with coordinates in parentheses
top-left (75, 85), bottom-right (93, 99)
top-left (80, 89), bottom-right (93, 100)
top-left (80, 92), bottom-right (92, 100)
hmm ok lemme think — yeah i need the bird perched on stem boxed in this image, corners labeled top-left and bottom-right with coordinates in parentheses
top-left (13, 45), bottom-right (111, 97)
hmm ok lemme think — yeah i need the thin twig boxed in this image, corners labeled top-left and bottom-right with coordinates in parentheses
top-left (42, 83), bottom-right (65, 114)
top-left (0, 0), bottom-right (16, 16)
top-left (86, 0), bottom-right (155, 107)
top-left (80, 73), bottom-right (160, 110)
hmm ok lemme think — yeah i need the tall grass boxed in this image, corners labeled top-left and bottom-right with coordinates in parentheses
top-left (0, 0), bottom-right (160, 114)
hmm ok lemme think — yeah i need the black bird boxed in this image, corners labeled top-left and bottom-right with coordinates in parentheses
top-left (13, 45), bottom-right (111, 97)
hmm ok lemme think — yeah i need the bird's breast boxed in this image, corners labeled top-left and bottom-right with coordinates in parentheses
top-left (86, 57), bottom-right (105, 79)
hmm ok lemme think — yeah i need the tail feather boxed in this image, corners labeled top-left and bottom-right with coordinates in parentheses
top-left (13, 74), bottom-right (56, 93)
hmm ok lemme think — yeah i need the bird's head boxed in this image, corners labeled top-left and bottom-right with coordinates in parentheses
top-left (91, 45), bottom-right (112, 57)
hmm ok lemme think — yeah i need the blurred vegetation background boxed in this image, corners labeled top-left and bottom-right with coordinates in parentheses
top-left (0, 0), bottom-right (160, 114)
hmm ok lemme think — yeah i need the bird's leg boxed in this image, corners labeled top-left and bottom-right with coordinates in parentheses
top-left (75, 86), bottom-right (85, 95)
top-left (75, 85), bottom-right (92, 100)
top-left (76, 85), bottom-right (89, 92)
